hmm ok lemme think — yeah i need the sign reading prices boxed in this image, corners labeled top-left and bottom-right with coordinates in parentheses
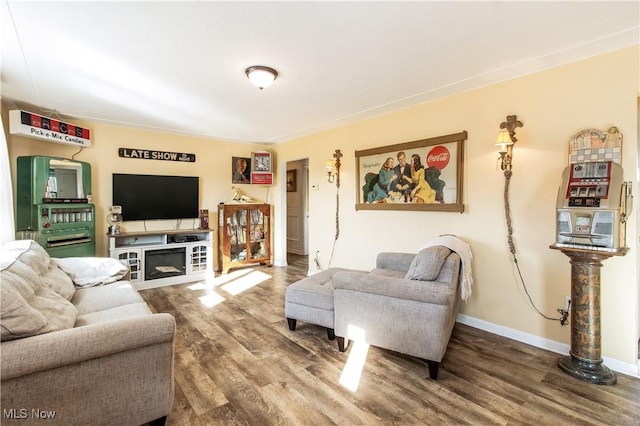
top-left (9, 110), bottom-right (92, 147)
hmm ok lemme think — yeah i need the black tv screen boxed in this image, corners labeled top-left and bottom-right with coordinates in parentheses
top-left (112, 173), bottom-right (199, 221)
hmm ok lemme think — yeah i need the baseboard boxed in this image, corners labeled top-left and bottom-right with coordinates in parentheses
top-left (456, 313), bottom-right (640, 378)
top-left (286, 248), bottom-right (305, 256)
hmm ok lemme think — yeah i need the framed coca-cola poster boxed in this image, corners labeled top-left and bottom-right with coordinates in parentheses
top-left (355, 131), bottom-right (466, 212)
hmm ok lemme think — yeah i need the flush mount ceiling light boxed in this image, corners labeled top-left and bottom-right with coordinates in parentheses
top-left (245, 66), bottom-right (278, 90)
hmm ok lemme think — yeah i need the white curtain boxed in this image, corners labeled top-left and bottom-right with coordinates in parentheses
top-left (0, 113), bottom-right (16, 245)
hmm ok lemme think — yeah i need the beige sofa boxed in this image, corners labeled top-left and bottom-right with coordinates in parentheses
top-left (0, 240), bottom-right (175, 426)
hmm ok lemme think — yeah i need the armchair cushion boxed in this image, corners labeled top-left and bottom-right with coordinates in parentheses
top-left (404, 245), bottom-right (451, 281)
top-left (333, 270), bottom-right (455, 306)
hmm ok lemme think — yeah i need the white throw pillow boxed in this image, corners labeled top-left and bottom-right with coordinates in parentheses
top-left (53, 257), bottom-right (129, 288)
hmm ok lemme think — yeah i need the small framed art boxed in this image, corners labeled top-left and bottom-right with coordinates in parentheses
top-left (286, 170), bottom-right (297, 192)
top-left (232, 156), bottom-right (251, 184)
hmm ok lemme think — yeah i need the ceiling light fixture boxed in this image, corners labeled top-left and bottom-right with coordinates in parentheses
top-left (245, 66), bottom-right (278, 90)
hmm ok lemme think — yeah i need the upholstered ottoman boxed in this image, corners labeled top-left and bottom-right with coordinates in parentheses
top-left (285, 268), bottom-right (361, 340)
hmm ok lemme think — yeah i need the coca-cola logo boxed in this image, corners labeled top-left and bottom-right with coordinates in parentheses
top-left (426, 146), bottom-right (450, 169)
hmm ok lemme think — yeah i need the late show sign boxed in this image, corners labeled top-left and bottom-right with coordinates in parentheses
top-left (118, 148), bottom-right (196, 162)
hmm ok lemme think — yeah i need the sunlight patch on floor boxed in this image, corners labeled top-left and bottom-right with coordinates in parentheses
top-left (339, 325), bottom-right (369, 392)
top-left (198, 292), bottom-right (226, 308)
top-left (221, 270), bottom-right (271, 295)
top-left (186, 281), bottom-right (210, 291)
top-left (187, 279), bottom-right (227, 307)
top-left (185, 268), bottom-right (269, 306)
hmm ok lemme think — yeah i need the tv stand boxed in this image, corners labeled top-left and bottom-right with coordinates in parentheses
top-left (108, 229), bottom-right (212, 290)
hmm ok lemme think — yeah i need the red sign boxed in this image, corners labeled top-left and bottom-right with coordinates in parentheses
top-left (251, 172), bottom-right (273, 185)
top-left (426, 146), bottom-right (450, 169)
top-left (22, 111), bottom-right (90, 139)
top-left (9, 110), bottom-right (92, 146)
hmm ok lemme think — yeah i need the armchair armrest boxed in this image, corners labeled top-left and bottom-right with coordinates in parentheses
top-left (375, 252), bottom-right (416, 272)
top-left (1, 313), bottom-right (175, 380)
top-left (332, 271), bottom-right (455, 306)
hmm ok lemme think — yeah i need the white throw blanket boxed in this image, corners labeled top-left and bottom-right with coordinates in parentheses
top-left (419, 235), bottom-right (473, 302)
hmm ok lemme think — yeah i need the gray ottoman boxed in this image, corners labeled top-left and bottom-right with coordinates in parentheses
top-left (285, 268), bottom-right (356, 340)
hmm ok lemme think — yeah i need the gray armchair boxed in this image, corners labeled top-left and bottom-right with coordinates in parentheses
top-left (332, 247), bottom-right (461, 380)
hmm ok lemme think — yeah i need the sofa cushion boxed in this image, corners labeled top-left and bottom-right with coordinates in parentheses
top-left (404, 245), bottom-right (451, 281)
top-left (1, 241), bottom-right (77, 341)
top-left (75, 302), bottom-right (152, 327)
top-left (369, 268), bottom-right (406, 279)
top-left (53, 257), bottom-right (128, 288)
top-left (72, 281), bottom-right (145, 315)
top-left (41, 263), bottom-right (76, 300)
top-left (1, 240), bottom-right (75, 300)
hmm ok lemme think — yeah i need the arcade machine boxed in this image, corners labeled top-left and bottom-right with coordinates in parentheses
top-left (555, 160), bottom-right (631, 252)
top-left (16, 156), bottom-right (96, 257)
top-left (551, 127), bottom-right (632, 385)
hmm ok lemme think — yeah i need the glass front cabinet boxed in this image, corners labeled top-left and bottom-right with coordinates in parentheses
top-left (217, 203), bottom-right (271, 273)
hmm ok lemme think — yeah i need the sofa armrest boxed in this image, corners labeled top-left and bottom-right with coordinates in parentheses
top-left (1, 313), bottom-right (175, 380)
top-left (332, 271), bottom-right (455, 306)
top-left (375, 252), bottom-right (416, 272)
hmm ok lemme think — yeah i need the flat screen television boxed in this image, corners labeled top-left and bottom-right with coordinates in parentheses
top-left (112, 173), bottom-right (199, 221)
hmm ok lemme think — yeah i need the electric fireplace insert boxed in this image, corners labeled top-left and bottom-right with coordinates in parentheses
top-left (145, 247), bottom-right (186, 281)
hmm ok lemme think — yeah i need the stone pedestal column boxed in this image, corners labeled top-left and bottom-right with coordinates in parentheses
top-left (550, 245), bottom-right (628, 386)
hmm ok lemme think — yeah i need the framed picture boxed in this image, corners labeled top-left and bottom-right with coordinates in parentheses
top-left (355, 131), bottom-right (467, 212)
top-left (252, 151), bottom-right (272, 172)
top-left (286, 169), bottom-right (297, 192)
top-left (232, 156), bottom-right (251, 184)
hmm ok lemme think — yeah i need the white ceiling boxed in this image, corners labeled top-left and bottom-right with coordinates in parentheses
top-left (1, 1), bottom-right (638, 144)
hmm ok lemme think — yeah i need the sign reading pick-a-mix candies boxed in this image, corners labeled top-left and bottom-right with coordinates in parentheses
top-left (9, 110), bottom-right (92, 146)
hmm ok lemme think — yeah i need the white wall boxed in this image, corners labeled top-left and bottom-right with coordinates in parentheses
top-left (273, 46), bottom-right (639, 366)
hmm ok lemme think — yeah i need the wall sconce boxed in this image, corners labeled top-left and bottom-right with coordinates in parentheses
top-left (496, 115), bottom-right (523, 172)
top-left (496, 115), bottom-right (523, 261)
top-left (326, 149), bottom-right (342, 187)
top-left (245, 65), bottom-right (278, 90)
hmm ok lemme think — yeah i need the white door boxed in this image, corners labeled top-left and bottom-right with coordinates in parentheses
top-left (286, 159), bottom-right (308, 255)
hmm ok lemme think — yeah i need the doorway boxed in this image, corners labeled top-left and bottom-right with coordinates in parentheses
top-left (285, 159), bottom-right (309, 258)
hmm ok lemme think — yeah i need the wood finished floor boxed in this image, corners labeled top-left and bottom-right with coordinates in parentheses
top-left (140, 254), bottom-right (640, 426)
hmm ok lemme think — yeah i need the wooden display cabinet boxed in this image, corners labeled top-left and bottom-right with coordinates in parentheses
top-left (217, 203), bottom-right (271, 273)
